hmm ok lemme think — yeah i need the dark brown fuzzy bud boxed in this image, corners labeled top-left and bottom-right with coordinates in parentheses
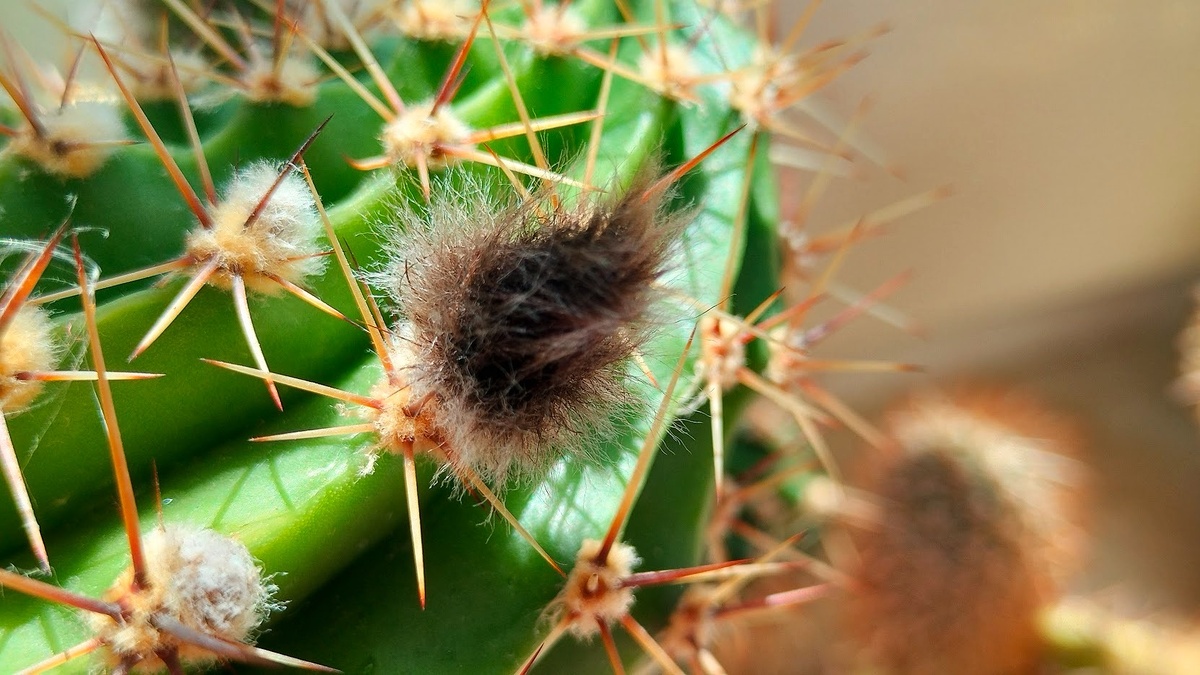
top-left (377, 173), bottom-right (678, 484)
top-left (849, 449), bottom-right (1045, 675)
top-left (885, 386), bottom-right (1090, 583)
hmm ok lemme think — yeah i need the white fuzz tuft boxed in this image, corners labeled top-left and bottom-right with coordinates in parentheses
top-left (521, 5), bottom-right (588, 55)
top-left (803, 474), bottom-right (846, 519)
top-left (554, 539), bottom-right (640, 639)
top-left (802, 475), bottom-right (883, 527)
top-left (637, 43), bottom-right (702, 100)
top-left (728, 46), bottom-right (803, 127)
top-left (90, 525), bottom-right (271, 670)
top-left (131, 50), bottom-right (211, 101)
top-left (380, 101), bottom-right (472, 168)
top-left (7, 102), bottom-right (127, 177)
top-left (72, 0), bottom-right (151, 49)
top-left (147, 527), bottom-right (267, 641)
top-left (698, 315), bottom-right (746, 390)
top-left (242, 53), bottom-right (321, 107)
top-left (367, 335), bottom-right (443, 456)
top-left (186, 162), bottom-right (324, 292)
top-left (394, 0), bottom-right (475, 41)
top-left (0, 305), bottom-right (60, 412)
top-left (656, 585), bottom-right (720, 665)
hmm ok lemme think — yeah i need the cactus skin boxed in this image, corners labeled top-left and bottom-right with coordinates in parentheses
top-left (0, 1), bottom-right (788, 672)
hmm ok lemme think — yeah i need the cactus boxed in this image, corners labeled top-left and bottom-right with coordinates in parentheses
top-left (0, 0), bottom-right (797, 671)
top-left (0, 1), bottom-right (995, 673)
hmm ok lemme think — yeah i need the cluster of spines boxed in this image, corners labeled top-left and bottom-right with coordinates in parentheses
top-left (0, 234), bottom-right (331, 673)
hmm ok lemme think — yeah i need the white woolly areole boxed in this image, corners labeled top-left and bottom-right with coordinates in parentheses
top-left (656, 585), bottom-right (720, 664)
top-left (637, 43), bottom-right (702, 100)
top-left (555, 538), bottom-right (640, 639)
top-left (0, 305), bottom-right (59, 411)
top-left (242, 52), bottom-right (320, 107)
top-left (89, 525), bottom-right (270, 670)
top-left (698, 315), bottom-right (746, 390)
top-left (380, 101), bottom-right (472, 168)
top-left (728, 45), bottom-right (802, 126)
top-left (368, 340), bottom-right (443, 457)
top-left (186, 163), bottom-right (324, 292)
top-left (803, 474), bottom-right (845, 519)
top-left (395, 0), bottom-right (475, 41)
top-left (129, 50), bottom-right (210, 101)
top-left (7, 101), bottom-right (127, 177)
top-left (72, 0), bottom-right (147, 44)
top-left (764, 347), bottom-right (798, 390)
top-left (522, 4), bottom-right (587, 55)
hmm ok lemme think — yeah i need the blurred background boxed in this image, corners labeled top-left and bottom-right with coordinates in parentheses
top-left (790, 0), bottom-right (1200, 362)
top-left (738, 1), bottom-right (1200, 670)
top-left (805, 0), bottom-right (1200, 585)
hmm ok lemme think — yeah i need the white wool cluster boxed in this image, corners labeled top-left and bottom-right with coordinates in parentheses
top-left (148, 526), bottom-right (268, 640)
top-left (395, 0), bottom-right (475, 41)
top-left (289, 0), bottom-right (390, 50)
top-left (70, 0), bottom-right (209, 99)
top-left (187, 162), bottom-right (325, 291)
top-left (728, 44), bottom-right (800, 126)
top-left (90, 525), bottom-right (271, 669)
top-left (242, 52), bottom-right (321, 107)
top-left (637, 43), bottom-right (702, 100)
top-left (521, 4), bottom-right (588, 55)
top-left (0, 305), bottom-right (60, 411)
top-left (8, 102), bottom-right (127, 177)
top-left (558, 538), bottom-right (641, 639)
top-left (42, 102), bottom-right (126, 146)
top-left (71, 0), bottom-right (147, 47)
top-left (220, 163), bottom-right (322, 247)
top-left (133, 50), bottom-right (211, 101)
top-left (380, 101), bottom-right (472, 168)
top-left (698, 315), bottom-right (747, 390)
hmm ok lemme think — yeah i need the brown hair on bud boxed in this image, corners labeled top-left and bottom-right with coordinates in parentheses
top-left (377, 172), bottom-right (679, 484)
top-left (848, 449), bottom-right (1044, 675)
top-left (885, 385), bottom-right (1090, 583)
top-left (843, 385), bottom-right (1092, 674)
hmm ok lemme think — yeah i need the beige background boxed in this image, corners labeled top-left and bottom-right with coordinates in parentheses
top-left (772, 0), bottom-right (1200, 375)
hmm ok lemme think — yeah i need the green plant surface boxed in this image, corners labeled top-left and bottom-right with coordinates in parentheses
top-left (251, 78), bottom-right (783, 674)
top-left (0, 0), bottom-right (792, 673)
top-left (0, 0), bottom-right (608, 290)
top-left (0, 4), bottom-right (613, 558)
